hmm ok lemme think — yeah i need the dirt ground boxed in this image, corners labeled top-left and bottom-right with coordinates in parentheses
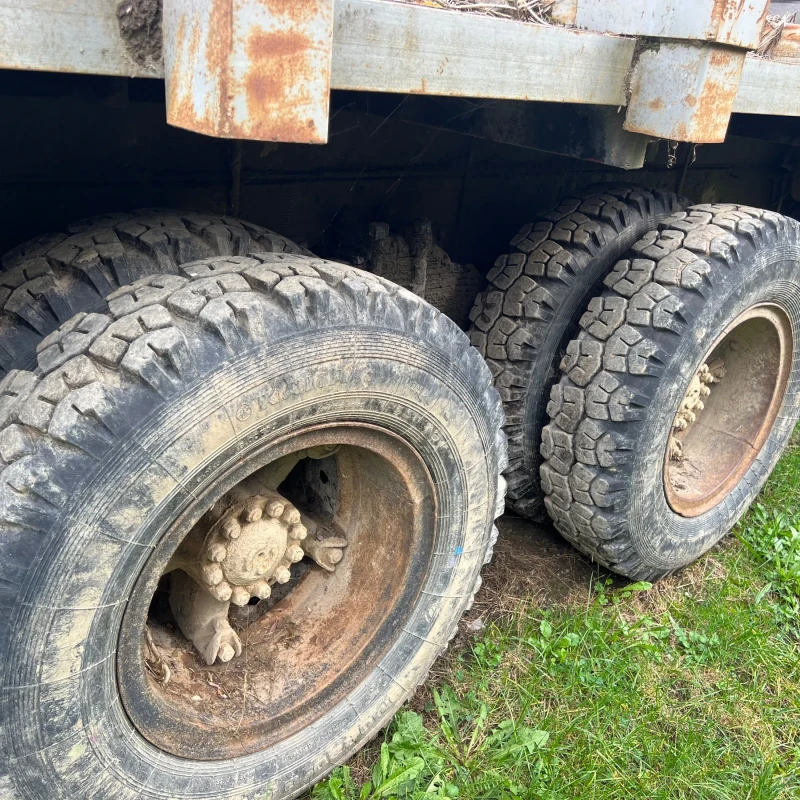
top-left (469, 514), bottom-right (600, 616)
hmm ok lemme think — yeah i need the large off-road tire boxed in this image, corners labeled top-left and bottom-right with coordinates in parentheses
top-left (541, 204), bottom-right (800, 580)
top-left (0, 209), bottom-right (305, 377)
top-left (0, 254), bottom-right (505, 799)
top-left (468, 186), bottom-right (685, 519)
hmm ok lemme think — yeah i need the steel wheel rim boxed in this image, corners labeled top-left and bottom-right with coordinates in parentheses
top-left (664, 304), bottom-right (793, 518)
top-left (117, 423), bottom-right (436, 760)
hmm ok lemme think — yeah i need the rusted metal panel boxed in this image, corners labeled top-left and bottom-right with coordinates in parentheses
top-left (575, 0), bottom-right (770, 49)
top-left (549, 0), bottom-right (578, 26)
top-left (162, 0), bottom-right (333, 143)
top-left (772, 23), bottom-right (800, 60)
top-left (625, 42), bottom-right (746, 142)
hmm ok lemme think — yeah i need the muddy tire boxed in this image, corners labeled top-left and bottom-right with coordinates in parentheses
top-left (0, 209), bottom-right (305, 378)
top-left (469, 186), bottom-right (685, 519)
top-left (541, 205), bottom-right (800, 580)
top-left (0, 255), bottom-right (505, 799)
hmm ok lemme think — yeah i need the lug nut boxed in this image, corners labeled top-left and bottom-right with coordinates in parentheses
top-left (287, 545), bottom-right (304, 563)
top-left (243, 502), bottom-right (263, 523)
top-left (282, 507), bottom-right (301, 525)
top-left (289, 523), bottom-right (307, 540)
top-left (209, 581), bottom-right (232, 602)
top-left (274, 566), bottom-right (291, 584)
top-left (251, 580), bottom-right (271, 599)
top-left (266, 500), bottom-right (285, 519)
top-left (328, 550), bottom-right (343, 565)
top-left (230, 586), bottom-right (250, 607)
top-left (222, 518), bottom-right (240, 539)
top-left (203, 563), bottom-right (224, 586)
top-left (219, 644), bottom-right (235, 663)
top-left (207, 543), bottom-right (227, 563)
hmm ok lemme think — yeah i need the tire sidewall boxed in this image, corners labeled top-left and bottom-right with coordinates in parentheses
top-left (627, 244), bottom-right (800, 572)
top-left (2, 327), bottom-right (497, 799)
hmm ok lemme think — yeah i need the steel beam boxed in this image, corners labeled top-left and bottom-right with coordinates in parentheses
top-left (1, 0), bottom-right (800, 143)
top-left (575, 0), bottom-right (770, 49)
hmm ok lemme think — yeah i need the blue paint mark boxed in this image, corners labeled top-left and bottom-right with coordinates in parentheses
top-left (454, 546), bottom-right (463, 555)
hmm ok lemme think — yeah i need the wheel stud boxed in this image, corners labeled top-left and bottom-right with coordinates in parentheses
top-left (209, 581), bottom-right (232, 602)
top-left (282, 507), bottom-right (301, 525)
top-left (251, 580), bottom-right (271, 599)
top-left (243, 502), bottom-right (263, 523)
top-left (266, 500), bottom-right (285, 518)
top-left (287, 545), bottom-right (304, 563)
top-left (203, 563), bottom-right (224, 586)
top-left (274, 566), bottom-right (291, 584)
top-left (207, 543), bottom-right (227, 562)
top-left (289, 523), bottom-right (307, 540)
top-left (231, 586), bottom-right (250, 607)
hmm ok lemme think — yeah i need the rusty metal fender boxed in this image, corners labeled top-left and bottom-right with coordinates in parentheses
top-left (162, 0), bottom-right (333, 143)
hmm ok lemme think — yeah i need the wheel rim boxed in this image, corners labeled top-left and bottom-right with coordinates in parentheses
top-left (117, 424), bottom-right (435, 760)
top-left (664, 304), bottom-right (793, 518)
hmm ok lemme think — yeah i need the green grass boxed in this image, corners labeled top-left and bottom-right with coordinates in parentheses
top-left (312, 429), bottom-right (800, 800)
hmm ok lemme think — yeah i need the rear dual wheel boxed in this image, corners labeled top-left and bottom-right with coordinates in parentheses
top-left (0, 254), bottom-right (505, 798)
top-left (541, 205), bottom-right (800, 579)
top-left (469, 186), bottom-right (685, 519)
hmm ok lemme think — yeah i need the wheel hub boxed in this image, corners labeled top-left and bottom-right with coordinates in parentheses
top-left (118, 427), bottom-right (435, 760)
top-left (166, 486), bottom-right (346, 665)
top-left (668, 359), bottom-right (725, 461)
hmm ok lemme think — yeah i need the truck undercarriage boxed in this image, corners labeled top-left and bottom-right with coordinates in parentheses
top-left (1, 2), bottom-right (800, 798)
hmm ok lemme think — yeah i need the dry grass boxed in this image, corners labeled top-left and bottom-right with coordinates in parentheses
top-left (407, 0), bottom-right (554, 25)
top-left (758, 12), bottom-right (798, 58)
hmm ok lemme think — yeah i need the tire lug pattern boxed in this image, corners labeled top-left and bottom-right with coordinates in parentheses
top-left (468, 186), bottom-right (686, 519)
top-left (541, 204), bottom-right (800, 580)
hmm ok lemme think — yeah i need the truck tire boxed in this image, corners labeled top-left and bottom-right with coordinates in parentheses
top-left (541, 204), bottom-right (800, 580)
top-left (0, 209), bottom-right (305, 378)
top-left (469, 186), bottom-right (684, 519)
top-left (0, 254), bottom-right (505, 799)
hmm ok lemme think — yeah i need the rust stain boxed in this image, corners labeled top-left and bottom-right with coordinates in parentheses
top-left (709, 0), bottom-right (768, 47)
top-left (648, 98), bottom-right (665, 111)
top-left (243, 27), bottom-right (322, 143)
top-left (248, 27), bottom-right (309, 60)
top-left (689, 49), bottom-right (742, 143)
top-left (166, 14), bottom-right (188, 125)
top-left (210, 0), bottom-right (235, 136)
top-left (168, 14), bottom-right (218, 137)
top-left (166, 0), bottom-right (329, 143)
top-left (773, 23), bottom-right (800, 61)
top-left (260, 0), bottom-right (326, 26)
top-left (685, 94), bottom-right (697, 108)
top-left (710, 0), bottom-right (746, 31)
